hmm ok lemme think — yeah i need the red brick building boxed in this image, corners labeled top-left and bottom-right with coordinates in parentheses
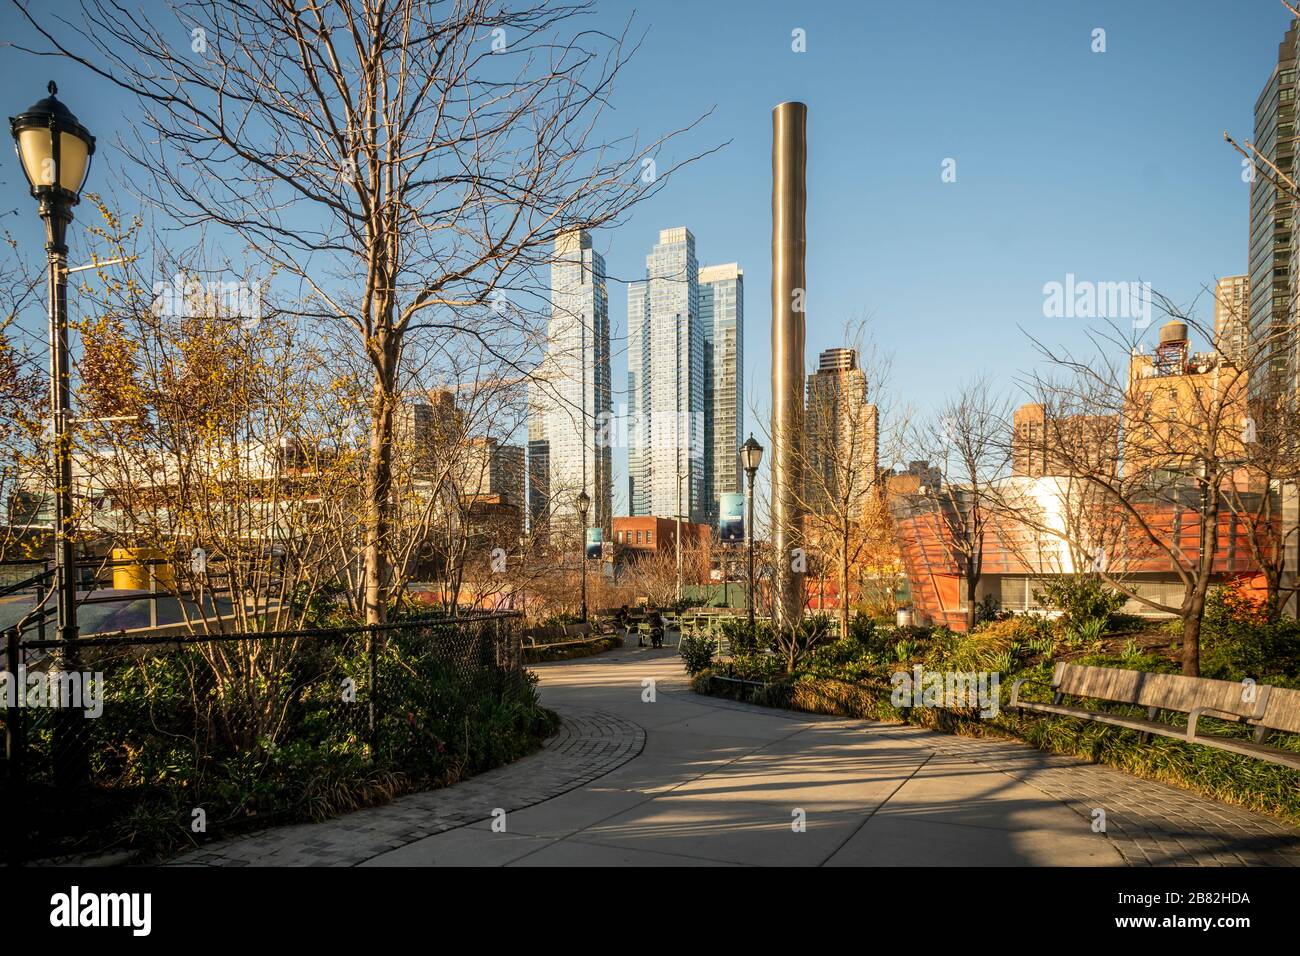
top-left (611, 516), bottom-right (710, 556)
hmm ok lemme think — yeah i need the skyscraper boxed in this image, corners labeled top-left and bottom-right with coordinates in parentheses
top-left (527, 229), bottom-right (611, 536)
top-left (699, 263), bottom-right (744, 527)
top-left (1248, 22), bottom-right (1297, 398)
top-left (804, 347), bottom-right (877, 520)
top-left (627, 227), bottom-right (705, 522)
top-left (626, 279), bottom-right (650, 517)
top-left (1214, 274), bottom-right (1250, 369)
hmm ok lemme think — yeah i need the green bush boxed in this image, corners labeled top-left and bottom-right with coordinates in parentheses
top-left (1033, 575), bottom-right (1126, 633)
top-left (20, 623), bottom-right (556, 862)
top-left (691, 594), bottom-right (1300, 825)
top-left (678, 634), bottom-right (716, 676)
top-left (712, 652), bottom-right (787, 684)
top-left (718, 617), bottom-right (771, 656)
top-left (1201, 582), bottom-right (1300, 684)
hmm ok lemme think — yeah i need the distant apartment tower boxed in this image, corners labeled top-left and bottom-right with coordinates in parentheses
top-left (626, 279), bottom-right (650, 516)
top-left (1011, 403), bottom-right (1119, 479)
top-left (462, 438), bottom-right (524, 507)
top-left (1214, 274), bottom-right (1250, 369)
top-left (626, 227), bottom-right (706, 522)
top-left (526, 229), bottom-right (611, 536)
top-left (804, 347), bottom-right (878, 519)
top-left (526, 387), bottom-right (549, 534)
top-left (1248, 21), bottom-right (1297, 398)
top-left (1126, 321), bottom-right (1247, 479)
top-left (396, 389), bottom-right (462, 469)
top-left (698, 263), bottom-right (744, 526)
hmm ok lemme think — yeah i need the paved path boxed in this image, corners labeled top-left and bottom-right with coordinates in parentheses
top-left (177, 646), bottom-right (1300, 867)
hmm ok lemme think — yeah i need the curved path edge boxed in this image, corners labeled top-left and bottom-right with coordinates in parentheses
top-left (172, 705), bottom-right (645, 867)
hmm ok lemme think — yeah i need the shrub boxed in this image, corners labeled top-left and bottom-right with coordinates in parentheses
top-left (713, 652), bottom-right (786, 684)
top-left (974, 593), bottom-right (1010, 624)
top-left (1033, 575), bottom-right (1125, 632)
top-left (718, 617), bottom-right (771, 656)
top-left (1201, 582), bottom-right (1300, 683)
top-left (678, 634), bottom-right (716, 676)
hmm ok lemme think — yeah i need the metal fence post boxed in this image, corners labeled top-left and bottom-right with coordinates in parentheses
top-left (4, 626), bottom-right (25, 865)
top-left (367, 626), bottom-right (378, 760)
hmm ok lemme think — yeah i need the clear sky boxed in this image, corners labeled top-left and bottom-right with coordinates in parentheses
top-left (1, 0), bottom-right (1294, 515)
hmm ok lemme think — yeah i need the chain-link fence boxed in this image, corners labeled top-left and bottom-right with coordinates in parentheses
top-left (1, 612), bottom-right (532, 863)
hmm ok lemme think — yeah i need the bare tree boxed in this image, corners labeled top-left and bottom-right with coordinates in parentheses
top-left (14, 0), bottom-right (714, 624)
top-left (911, 377), bottom-right (1013, 632)
top-left (793, 322), bottom-right (898, 639)
top-left (1023, 296), bottom-right (1288, 675)
top-left (0, 230), bottom-right (47, 566)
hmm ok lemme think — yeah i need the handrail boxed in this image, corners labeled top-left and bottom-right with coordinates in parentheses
top-left (17, 611), bottom-right (522, 650)
top-left (0, 567), bottom-right (55, 599)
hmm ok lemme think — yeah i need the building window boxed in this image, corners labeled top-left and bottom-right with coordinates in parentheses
top-left (646, 530), bottom-right (653, 544)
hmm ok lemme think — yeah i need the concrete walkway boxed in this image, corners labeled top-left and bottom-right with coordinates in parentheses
top-left (178, 645), bottom-right (1300, 867)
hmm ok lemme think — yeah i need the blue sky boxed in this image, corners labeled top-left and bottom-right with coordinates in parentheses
top-left (0, 0), bottom-right (1294, 514)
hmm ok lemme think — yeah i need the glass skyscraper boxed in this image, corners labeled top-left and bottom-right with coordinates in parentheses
top-left (627, 227), bottom-right (706, 522)
top-left (699, 263), bottom-right (744, 527)
top-left (527, 229), bottom-right (611, 535)
top-left (1248, 21), bottom-right (1297, 399)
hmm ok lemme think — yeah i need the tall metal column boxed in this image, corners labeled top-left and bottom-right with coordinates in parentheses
top-left (770, 101), bottom-right (807, 636)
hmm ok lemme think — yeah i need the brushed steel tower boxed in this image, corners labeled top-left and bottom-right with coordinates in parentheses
top-left (770, 101), bottom-right (806, 635)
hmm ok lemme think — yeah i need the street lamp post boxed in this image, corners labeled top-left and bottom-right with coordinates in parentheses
top-left (576, 490), bottom-right (590, 622)
top-left (741, 434), bottom-right (764, 634)
top-left (11, 82), bottom-right (95, 787)
top-left (676, 471), bottom-right (686, 606)
top-left (10, 83), bottom-right (94, 648)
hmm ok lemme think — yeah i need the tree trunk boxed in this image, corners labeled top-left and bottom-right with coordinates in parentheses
top-left (364, 370), bottom-right (396, 626)
top-left (1181, 596), bottom-right (1203, 677)
top-left (1264, 564), bottom-right (1282, 621)
top-left (965, 573), bottom-right (978, 632)
top-left (840, 533), bottom-right (850, 641)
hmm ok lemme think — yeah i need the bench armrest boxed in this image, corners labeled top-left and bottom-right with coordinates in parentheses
top-left (1010, 676), bottom-right (1051, 709)
top-left (1188, 684), bottom-right (1272, 741)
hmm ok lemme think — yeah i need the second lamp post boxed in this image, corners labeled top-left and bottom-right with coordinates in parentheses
top-left (740, 434), bottom-right (764, 634)
top-left (575, 490), bottom-right (590, 622)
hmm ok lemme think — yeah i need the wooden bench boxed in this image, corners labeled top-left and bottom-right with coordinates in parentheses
top-left (522, 621), bottom-right (595, 647)
top-left (1011, 662), bottom-right (1300, 771)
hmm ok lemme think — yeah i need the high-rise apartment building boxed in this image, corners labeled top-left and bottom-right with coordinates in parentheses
top-left (1011, 403), bottom-right (1119, 479)
top-left (626, 227), bottom-right (706, 522)
top-left (626, 279), bottom-right (650, 517)
top-left (1248, 22), bottom-right (1298, 398)
top-left (526, 229), bottom-right (611, 536)
top-left (698, 263), bottom-right (744, 527)
top-left (461, 438), bottom-right (524, 508)
top-left (804, 347), bottom-right (878, 520)
top-left (1214, 274), bottom-right (1250, 369)
top-left (526, 386), bottom-right (549, 534)
top-left (1126, 321), bottom-right (1247, 480)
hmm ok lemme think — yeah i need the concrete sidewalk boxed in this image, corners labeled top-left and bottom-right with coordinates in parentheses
top-left (179, 645), bottom-right (1300, 867)
top-left (359, 649), bottom-right (1116, 866)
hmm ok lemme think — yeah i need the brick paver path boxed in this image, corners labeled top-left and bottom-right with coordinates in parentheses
top-left (175, 706), bottom-right (643, 866)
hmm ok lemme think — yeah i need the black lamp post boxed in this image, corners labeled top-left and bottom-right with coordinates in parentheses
top-left (740, 434), bottom-right (764, 634)
top-left (575, 490), bottom-right (590, 622)
top-left (11, 82), bottom-right (95, 789)
top-left (10, 83), bottom-right (95, 651)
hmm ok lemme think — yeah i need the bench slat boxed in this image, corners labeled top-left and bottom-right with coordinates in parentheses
top-left (1053, 663), bottom-right (1259, 719)
top-left (1256, 686), bottom-right (1300, 735)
